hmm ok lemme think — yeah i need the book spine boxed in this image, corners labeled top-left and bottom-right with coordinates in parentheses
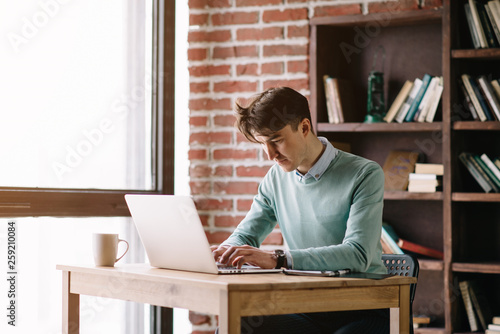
top-left (478, 2), bottom-right (499, 47)
top-left (485, 3), bottom-right (500, 44)
top-left (332, 78), bottom-right (344, 123)
top-left (474, 154), bottom-right (500, 191)
top-left (469, 0), bottom-right (489, 48)
top-left (465, 3), bottom-right (482, 48)
top-left (381, 227), bottom-right (404, 255)
top-left (460, 78), bottom-right (479, 120)
top-left (424, 77), bottom-right (444, 123)
top-left (323, 76), bottom-right (339, 124)
top-left (478, 76), bottom-right (500, 120)
top-left (405, 74), bottom-right (432, 122)
top-left (415, 76), bottom-right (438, 122)
top-left (395, 79), bottom-right (422, 123)
top-left (460, 281), bottom-right (479, 332)
top-left (397, 238), bottom-right (443, 259)
top-left (480, 153), bottom-right (500, 181)
top-left (459, 152), bottom-right (493, 193)
top-left (462, 74), bottom-right (487, 121)
top-left (470, 76), bottom-right (495, 120)
top-left (384, 80), bottom-right (413, 123)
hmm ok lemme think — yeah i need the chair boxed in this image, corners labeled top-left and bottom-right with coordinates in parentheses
top-left (382, 253), bottom-right (420, 334)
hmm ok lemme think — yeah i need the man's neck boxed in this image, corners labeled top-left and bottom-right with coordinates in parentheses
top-left (296, 136), bottom-right (326, 174)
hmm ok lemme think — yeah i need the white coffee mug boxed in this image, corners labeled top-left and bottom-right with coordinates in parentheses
top-left (92, 233), bottom-right (129, 267)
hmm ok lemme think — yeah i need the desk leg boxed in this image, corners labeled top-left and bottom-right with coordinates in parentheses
top-left (219, 290), bottom-right (241, 334)
top-left (62, 271), bottom-right (80, 334)
top-left (391, 285), bottom-right (411, 334)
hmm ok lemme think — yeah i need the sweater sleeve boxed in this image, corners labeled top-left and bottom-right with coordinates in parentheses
top-left (221, 173), bottom-right (278, 247)
top-left (289, 162), bottom-right (385, 273)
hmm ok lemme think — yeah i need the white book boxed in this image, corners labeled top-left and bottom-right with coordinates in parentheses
top-left (324, 76), bottom-right (339, 124)
top-left (409, 173), bottom-right (439, 180)
top-left (489, 1), bottom-right (500, 40)
top-left (469, 0), bottom-right (489, 48)
top-left (395, 78), bottom-right (422, 123)
top-left (384, 80), bottom-right (414, 123)
top-left (478, 76), bottom-right (500, 120)
top-left (462, 74), bottom-right (487, 121)
top-left (480, 153), bottom-right (500, 181)
top-left (485, 3), bottom-right (500, 44)
top-left (491, 79), bottom-right (500, 99)
top-left (415, 163), bottom-right (444, 175)
top-left (415, 76), bottom-right (439, 122)
top-left (425, 77), bottom-right (444, 123)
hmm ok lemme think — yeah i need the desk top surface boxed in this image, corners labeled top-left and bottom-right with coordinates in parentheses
top-left (57, 263), bottom-right (416, 292)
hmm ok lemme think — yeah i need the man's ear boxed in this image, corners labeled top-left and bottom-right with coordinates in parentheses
top-left (301, 118), bottom-right (311, 137)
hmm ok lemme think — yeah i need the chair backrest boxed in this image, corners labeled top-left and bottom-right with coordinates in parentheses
top-left (382, 253), bottom-right (419, 334)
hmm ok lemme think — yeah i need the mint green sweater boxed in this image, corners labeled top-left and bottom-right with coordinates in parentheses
top-left (224, 150), bottom-right (387, 274)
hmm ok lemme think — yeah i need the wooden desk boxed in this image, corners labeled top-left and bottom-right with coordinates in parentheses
top-left (57, 264), bottom-right (416, 334)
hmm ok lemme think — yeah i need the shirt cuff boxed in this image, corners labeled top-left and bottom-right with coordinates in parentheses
top-left (284, 250), bottom-right (293, 269)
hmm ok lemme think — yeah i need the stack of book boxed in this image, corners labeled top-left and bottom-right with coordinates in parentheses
top-left (459, 152), bottom-right (500, 193)
top-left (459, 280), bottom-right (493, 332)
top-left (381, 222), bottom-right (444, 260)
top-left (408, 163), bottom-right (444, 193)
top-left (486, 316), bottom-right (500, 333)
top-left (323, 75), bottom-right (354, 124)
top-left (464, 0), bottom-right (500, 49)
top-left (460, 74), bottom-right (500, 121)
top-left (383, 74), bottom-right (443, 123)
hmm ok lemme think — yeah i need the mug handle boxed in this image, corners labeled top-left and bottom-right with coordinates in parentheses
top-left (115, 239), bottom-right (129, 263)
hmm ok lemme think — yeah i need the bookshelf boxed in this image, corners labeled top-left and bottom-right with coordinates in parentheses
top-left (309, 1), bottom-right (500, 333)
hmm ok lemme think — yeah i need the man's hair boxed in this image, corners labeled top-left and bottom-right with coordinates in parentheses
top-left (235, 87), bottom-right (313, 143)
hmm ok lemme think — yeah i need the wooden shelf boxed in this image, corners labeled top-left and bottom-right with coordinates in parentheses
top-left (384, 191), bottom-right (443, 201)
top-left (451, 48), bottom-right (500, 59)
top-left (419, 259), bottom-right (444, 271)
top-left (452, 192), bottom-right (500, 202)
top-left (452, 262), bottom-right (500, 274)
top-left (317, 122), bottom-right (442, 133)
top-left (453, 121), bottom-right (500, 130)
top-left (414, 328), bottom-right (446, 334)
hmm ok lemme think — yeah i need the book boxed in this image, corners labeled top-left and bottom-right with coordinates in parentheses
top-left (489, 1), bottom-right (500, 43)
top-left (478, 75), bottom-right (500, 120)
top-left (395, 78), bottom-right (423, 123)
top-left (495, 157), bottom-right (500, 170)
top-left (462, 74), bottom-right (488, 121)
top-left (414, 76), bottom-right (439, 122)
top-left (405, 74), bottom-right (432, 122)
top-left (468, 280), bottom-right (493, 331)
top-left (381, 225), bottom-right (404, 255)
top-left (384, 80), bottom-right (413, 123)
top-left (414, 163), bottom-right (444, 175)
top-left (460, 280), bottom-right (479, 332)
top-left (478, 2), bottom-right (500, 47)
top-left (469, 0), bottom-right (489, 48)
top-left (492, 79), bottom-right (500, 100)
top-left (460, 78), bottom-right (479, 120)
top-left (409, 173), bottom-right (441, 180)
top-left (407, 183), bottom-right (438, 193)
top-left (382, 150), bottom-right (421, 191)
top-left (459, 152), bottom-right (494, 193)
top-left (424, 76), bottom-right (444, 123)
top-left (397, 238), bottom-right (443, 259)
top-left (465, 3), bottom-right (482, 48)
top-left (470, 76), bottom-right (495, 120)
top-left (485, 3), bottom-right (500, 45)
top-left (380, 237), bottom-right (394, 254)
top-left (323, 75), bottom-right (340, 124)
top-left (473, 154), bottom-right (500, 192)
top-left (408, 173), bottom-right (442, 192)
top-left (492, 315), bottom-right (500, 324)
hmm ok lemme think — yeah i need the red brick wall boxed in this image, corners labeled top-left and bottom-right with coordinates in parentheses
top-left (186, 0), bottom-right (441, 332)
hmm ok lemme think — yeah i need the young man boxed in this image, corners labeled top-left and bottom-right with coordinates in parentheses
top-left (211, 87), bottom-right (389, 333)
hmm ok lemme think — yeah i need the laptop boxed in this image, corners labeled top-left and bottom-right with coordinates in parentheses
top-left (124, 194), bottom-right (282, 274)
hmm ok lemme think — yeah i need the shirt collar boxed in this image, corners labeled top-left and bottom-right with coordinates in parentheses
top-left (295, 137), bottom-right (338, 181)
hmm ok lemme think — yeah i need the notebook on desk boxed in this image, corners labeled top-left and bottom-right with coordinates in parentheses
top-left (124, 194), bottom-right (282, 275)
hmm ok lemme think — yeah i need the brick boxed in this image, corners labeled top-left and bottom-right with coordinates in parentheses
top-left (189, 0), bottom-right (231, 9)
top-left (199, 214), bottom-right (209, 226)
top-left (262, 231), bottom-right (283, 245)
top-left (189, 64), bottom-right (231, 77)
top-left (213, 114), bottom-right (236, 127)
top-left (263, 78), bottom-right (308, 91)
top-left (190, 13), bottom-right (209, 26)
top-left (213, 80), bottom-right (257, 93)
top-left (236, 27), bottom-right (283, 41)
top-left (236, 0), bottom-right (282, 6)
top-left (206, 231), bottom-right (232, 244)
top-left (214, 165), bottom-right (233, 176)
top-left (189, 98), bottom-right (232, 111)
top-left (287, 59), bottom-right (308, 73)
top-left (188, 149), bottom-right (208, 160)
top-left (213, 45), bottom-right (259, 59)
top-left (213, 148), bottom-right (258, 160)
top-left (236, 132), bottom-right (253, 143)
top-left (194, 198), bottom-right (233, 211)
top-left (287, 25), bottom-right (308, 38)
top-left (189, 115), bottom-right (209, 127)
top-left (190, 82), bottom-right (210, 94)
top-left (188, 48), bottom-right (208, 61)
top-left (214, 181), bottom-right (259, 195)
top-left (313, 4), bottom-right (362, 18)
top-left (237, 199), bottom-right (253, 211)
top-left (367, 0), bottom-right (419, 13)
top-left (189, 311), bottom-right (212, 326)
top-left (214, 215), bottom-right (246, 227)
top-left (263, 44), bottom-right (308, 57)
top-left (190, 181), bottom-right (211, 194)
top-left (261, 62), bottom-right (283, 75)
top-left (190, 131), bottom-right (232, 145)
top-left (212, 11), bottom-right (259, 26)
top-left (188, 30), bottom-right (231, 43)
top-left (263, 8), bottom-right (308, 23)
top-left (190, 164), bottom-right (213, 178)
top-left (236, 165), bottom-right (270, 177)
top-left (236, 63), bottom-right (259, 76)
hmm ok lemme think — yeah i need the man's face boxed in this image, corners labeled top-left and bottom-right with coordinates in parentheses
top-left (255, 122), bottom-right (308, 173)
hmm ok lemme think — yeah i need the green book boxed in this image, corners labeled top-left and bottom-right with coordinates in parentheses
top-left (405, 74), bottom-right (432, 122)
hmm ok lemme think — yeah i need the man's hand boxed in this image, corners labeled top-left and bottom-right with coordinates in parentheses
top-left (210, 245), bottom-right (277, 269)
